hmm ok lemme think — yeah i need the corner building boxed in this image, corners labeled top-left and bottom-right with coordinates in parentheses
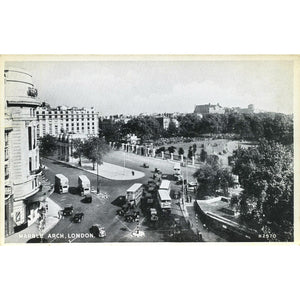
top-left (4, 68), bottom-right (41, 234)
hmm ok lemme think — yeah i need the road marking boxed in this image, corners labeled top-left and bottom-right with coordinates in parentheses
top-left (115, 216), bottom-right (132, 232)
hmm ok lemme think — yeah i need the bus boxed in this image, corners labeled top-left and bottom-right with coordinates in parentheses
top-left (173, 162), bottom-right (181, 175)
top-left (78, 175), bottom-right (90, 196)
top-left (157, 189), bottom-right (172, 211)
top-left (159, 180), bottom-right (171, 194)
top-left (126, 183), bottom-right (144, 207)
top-left (55, 174), bottom-right (69, 194)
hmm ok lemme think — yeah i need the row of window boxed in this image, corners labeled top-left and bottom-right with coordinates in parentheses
top-left (37, 111), bottom-right (95, 116)
top-left (38, 115), bottom-right (96, 121)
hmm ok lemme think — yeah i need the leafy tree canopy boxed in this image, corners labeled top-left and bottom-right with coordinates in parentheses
top-left (39, 134), bottom-right (57, 157)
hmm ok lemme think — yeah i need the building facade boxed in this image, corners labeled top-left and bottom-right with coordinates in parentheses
top-left (4, 105), bottom-right (14, 236)
top-left (56, 133), bottom-right (88, 162)
top-left (4, 68), bottom-right (42, 234)
top-left (36, 105), bottom-right (99, 138)
top-left (194, 103), bottom-right (225, 115)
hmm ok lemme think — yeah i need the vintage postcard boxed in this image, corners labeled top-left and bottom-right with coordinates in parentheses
top-left (1, 55), bottom-right (299, 244)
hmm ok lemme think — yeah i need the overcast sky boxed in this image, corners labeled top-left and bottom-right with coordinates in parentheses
top-left (5, 60), bottom-right (294, 115)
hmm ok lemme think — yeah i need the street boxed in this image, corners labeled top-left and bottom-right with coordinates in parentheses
top-left (43, 150), bottom-right (224, 242)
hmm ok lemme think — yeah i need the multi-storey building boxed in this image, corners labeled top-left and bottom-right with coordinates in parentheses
top-left (231, 104), bottom-right (255, 114)
top-left (4, 104), bottom-right (14, 237)
top-left (36, 105), bottom-right (99, 138)
top-left (4, 67), bottom-right (42, 234)
top-left (194, 103), bottom-right (225, 115)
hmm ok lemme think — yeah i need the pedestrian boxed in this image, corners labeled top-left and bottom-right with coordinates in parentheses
top-left (58, 210), bottom-right (61, 219)
top-left (132, 171), bottom-right (135, 176)
top-left (45, 203), bottom-right (48, 211)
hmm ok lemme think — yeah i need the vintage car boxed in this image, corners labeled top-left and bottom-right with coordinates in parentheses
top-left (143, 163), bottom-right (149, 168)
top-left (90, 224), bottom-right (106, 238)
top-left (62, 205), bottom-right (74, 216)
top-left (72, 213), bottom-right (84, 223)
top-left (124, 211), bottom-right (140, 222)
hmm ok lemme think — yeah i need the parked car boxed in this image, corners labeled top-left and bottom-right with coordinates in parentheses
top-left (90, 224), bottom-right (106, 238)
top-left (72, 213), bottom-right (84, 223)
top-left (161, 174), bottom-right (168, 179)
top-left (154, 168), bottom-right (161, 174)
top-left (62, 205), bottom-right (73, 216)
top-left (143, 163), bottom-right (149, 168)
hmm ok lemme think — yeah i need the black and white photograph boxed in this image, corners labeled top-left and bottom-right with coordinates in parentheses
top-left (2, 56), bottom-right (296, 244)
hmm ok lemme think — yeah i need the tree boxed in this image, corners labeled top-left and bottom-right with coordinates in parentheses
top-left (72, 138), bottom-right (84, 166)
top-left (188, 146), bottom-right (193, 160)
top-left (39, 134), bottom-right (57, 157)
top-left (100, 120), bottom-right (126, 142)
top-left (166, 120), bottom-right (178, 137)
top-left (83, 137), bottom-right (110, 170)
top-left (83, 137), bottom-right (110, 193)
top-left (232, 140), bottom-right (293, 241)
top-left (168, 146), bottom-right (176, 154)
top-left (192, 143), bottom-right (197, 155)
top-left (178, 147), bottom-right (184, 156)
top-left (156, 146), bottom-right (165, 154)
top-left (124, 116), bottom-right (162, 142)
top-left (200, 149), bottom-right (208, 162)
top-left (193, 164), bottom-right (234, 198)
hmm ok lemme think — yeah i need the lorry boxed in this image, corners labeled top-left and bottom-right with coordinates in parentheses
top-left (78, 175), bottom-right (91, 196)
top-left (55, 174), bottom-right (69, 194)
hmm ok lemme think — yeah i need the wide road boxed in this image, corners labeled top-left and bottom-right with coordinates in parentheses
top-left (43, 151), bottom-right (223, 242)
top-left (43, 155), bottom-right (194, 243)
top-left (43, 157), bottom-right (147, 243)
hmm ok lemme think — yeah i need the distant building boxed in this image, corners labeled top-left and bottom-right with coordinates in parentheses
top-left (194, 103), bottom-right (225, 115)
top-left (36, 105), bottom-right (99, 138)
top-left (4, 68), bottom-right (42, 235)
top-left (154, 116), bottom-right (179, 130)
top-left (231, 104), bottom-right (255, 114)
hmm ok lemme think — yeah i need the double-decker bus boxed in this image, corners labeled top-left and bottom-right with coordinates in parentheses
top-left (126, 183), bottom-right (144, 207)
top-left (159, 180), bottom-right (171, 194)
top-left (157, 189), bottom-right (172, 211)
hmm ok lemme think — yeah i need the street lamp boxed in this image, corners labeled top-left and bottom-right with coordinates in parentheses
top-left (97, 161), bottom-right (100, 194)
top-left (123, 150), bottom-right (126, 175)
top-left (96, 142), bottom-right (100, 194)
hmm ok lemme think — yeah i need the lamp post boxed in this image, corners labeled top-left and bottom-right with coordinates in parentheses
top-left (97, 161), bottom-right (100, 194)
top-left (123, 150), bottom-right (126, 175)
top-left (96, 142), bottom-right (100, 194)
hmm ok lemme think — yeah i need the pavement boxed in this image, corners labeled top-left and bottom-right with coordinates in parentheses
top-left (5, 196), bottom-right (62, 243)
top-left (48, 157), bottom-right (145, 180)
